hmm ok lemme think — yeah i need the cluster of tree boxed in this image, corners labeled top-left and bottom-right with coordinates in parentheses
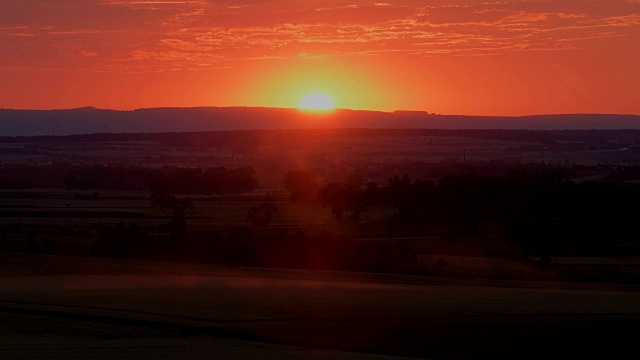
top-left (0, 164), bottom-right (69, 189)
top-left (63, 165), bottom-right (254, 194)
top-left (145, 166), bottom-right (258, 195)
top-left (0, 163), bottom-right (258, 194)
top-left (316, 170), bottom-right (640, 255)
top-left (282, 170), bottom-right (320, 202)
top-left (149, 181), bottom-right (194, 240)
top-left (63, 165), bottom-right (159, 191)
top-left (358, 158), bottom-right (574, 184)
top-left (246, 202), bottom-right (278, 226)
top-left (307, 168), bottom-right (571, 220)
top-left (19, 165), bottom-right (638, 281)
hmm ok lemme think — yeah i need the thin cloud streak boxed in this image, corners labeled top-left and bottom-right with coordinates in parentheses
top-left (2, 0), bottom-right (638, 72)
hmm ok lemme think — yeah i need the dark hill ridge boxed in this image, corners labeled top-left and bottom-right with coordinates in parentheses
top-left (0, 106), bottom-right (639, 136)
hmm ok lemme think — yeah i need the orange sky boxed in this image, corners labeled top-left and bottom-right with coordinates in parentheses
top-left (1, 0), bottom-right (639, 115)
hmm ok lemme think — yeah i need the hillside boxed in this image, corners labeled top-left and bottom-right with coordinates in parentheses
top-left (1, 107), bottom-right (639, 136)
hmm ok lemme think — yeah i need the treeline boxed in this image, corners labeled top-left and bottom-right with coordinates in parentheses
top-left (64, 165), bottom-right (258, 194)
top-left (4, 128), bottom-right (640, 147)
top-left (7, 165), bottom-right (640, 280)
top-left (91, 164), bottom-right (640, 276)
top-left (307, 168), bottom-right (640, 253)
top-left (282, 168), bottom-right (572, 218)
top-left (318, 169), bottom-right (571, 219)
top-left (0, 164), bottom-right (257, 194)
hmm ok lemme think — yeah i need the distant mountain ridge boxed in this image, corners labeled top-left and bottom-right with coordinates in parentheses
top-left (1, 106), bottom-right (639, 136)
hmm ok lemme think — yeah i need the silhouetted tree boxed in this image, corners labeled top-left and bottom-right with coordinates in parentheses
top-left (319, 176), bottom-right (365, 220)
top-left (203, 166), bottom-right (258, 194)
top-left (283, 170), bottom-right (319, 202)
top-left (246, 202), bottom-right (278, 226)
top-left (92, 223), bottom-right (146, 258)
top-left (227, 167), bottom-right (259, 194)
top-left (164, 167), bottom-right (203, 194)
top-left (149, 179), bottom-right (193, 239)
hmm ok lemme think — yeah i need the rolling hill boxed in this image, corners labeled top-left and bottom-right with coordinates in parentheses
top-left (1, 106), bottom-right (639, 136)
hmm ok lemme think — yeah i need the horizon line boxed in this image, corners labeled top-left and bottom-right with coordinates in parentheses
top-left (1, 105), bottom-right (638, 118)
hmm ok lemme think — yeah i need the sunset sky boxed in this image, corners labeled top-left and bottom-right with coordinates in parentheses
top-left (1, 0), bottom-right (639, 115)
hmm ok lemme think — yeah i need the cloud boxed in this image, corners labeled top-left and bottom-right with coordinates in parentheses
top-left (1, 0), bottom-right (638, 72)
top-left (557, 13), bottom-right (587, 19)
top-left (160, 38), bottom-right (214, 51)
top-left (100, 0), bottom-right (205, 7)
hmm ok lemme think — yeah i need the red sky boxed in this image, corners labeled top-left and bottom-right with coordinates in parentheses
top-left (1, 0), bottom-right (639, 115)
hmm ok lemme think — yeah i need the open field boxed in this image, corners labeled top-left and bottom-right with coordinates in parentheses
top-left (0, 253), bottom-right (639, 359)
top-left (0, 189), bottom-right (331, 226)
top-left (2, 129), bottom-right (640, 186)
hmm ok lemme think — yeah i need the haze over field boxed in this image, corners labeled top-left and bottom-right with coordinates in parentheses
top-left (2, 107), bottom-right (640, 136)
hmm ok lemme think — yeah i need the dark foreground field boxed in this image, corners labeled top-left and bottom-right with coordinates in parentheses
top-left (2, 128), bottom-right (640, 358)
top-left (1, 253), bottom-right (639, 359)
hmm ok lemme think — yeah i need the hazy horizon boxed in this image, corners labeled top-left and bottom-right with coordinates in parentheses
top-left (2, 107), bottom-right (640, 138)
top-left (2, 104), bottom-right (639, 118)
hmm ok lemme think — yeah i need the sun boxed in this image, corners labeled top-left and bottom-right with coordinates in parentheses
top-left (298, 93), bottom-right (335, 110)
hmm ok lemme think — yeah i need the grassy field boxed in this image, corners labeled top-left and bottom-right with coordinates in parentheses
top-left (2, 131), bottom-right (637, 184)
top-left (0, 253), bottom-right (638, 359)
top-left (0, 188), bottom-right (341, 227)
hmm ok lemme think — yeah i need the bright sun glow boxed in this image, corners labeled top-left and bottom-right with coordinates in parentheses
top-left (298, 93), bottom-right (335, 110)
